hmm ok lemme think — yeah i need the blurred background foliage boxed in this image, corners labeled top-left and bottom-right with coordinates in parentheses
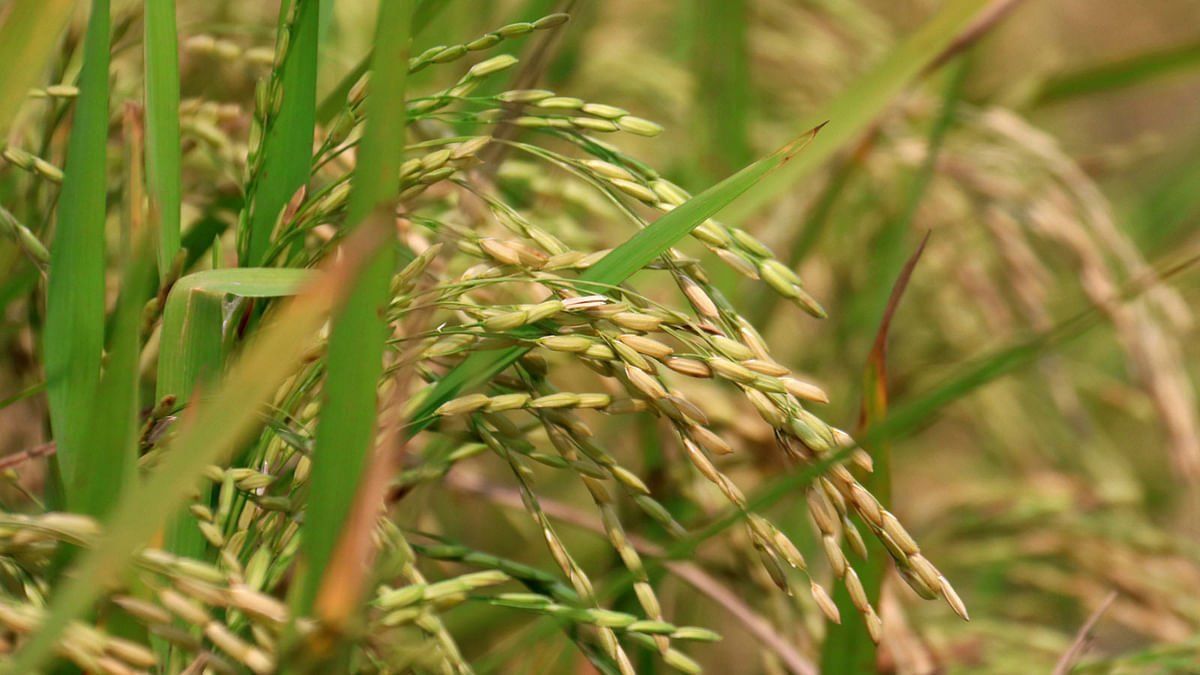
top-left (392, 3), bottom-right (1200, 670)
top-left (1, 0), bottom-right (1199, 673)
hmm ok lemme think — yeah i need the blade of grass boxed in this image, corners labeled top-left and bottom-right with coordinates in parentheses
top-left (924, 0), bottom-right (1027, 74)
top-left (720, 0), bottom-right (989, 224)
top-left (0, 382), bottom-right (44, 411)
top-left (86, 104), bottom-right (155, 652)
top-left (143, 0), bottom-right (182, 276)
top-left (1033, 39), bottom-right (1200, 106)
top-left (578, 126), bottom-right (822, 290)
top-left (296, 0), bottom-right (412, 622)
top-left (405, 124), bottom-right (825, 436)
top-left (691, 0), bottom-right (752, 182)
top-left (75, 237), bottom-right (151, 520)
top-left (43, 0), bottom-right (111, 504)
top-left (240, 0), bottom-right (320, 267)
top-left (6, 212), bottom-right (393, 674)
top-left (0, 0), bottom-right (76, 140)
top-left (69, 102), bottom-right (150, 522)
top-left (821, 234), bottom-right (929, 674)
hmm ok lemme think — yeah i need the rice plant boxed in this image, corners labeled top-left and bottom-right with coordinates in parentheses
top-left (0, 1), bottom-right (1196, 674)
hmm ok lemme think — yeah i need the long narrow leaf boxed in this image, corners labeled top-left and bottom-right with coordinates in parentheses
top-left (240, 0), bottom-right (320, 266)
top-left (44, 0), bottom-right (111, 501)
top-left (143, 0), bottom-right (182, 275)
top-left (691, 0), bottom-right (752, 181)
top-left (76, 242), bottom-right (151, 519)
top-left (577, 128), bottom-right (818, 286)
top-left (71, 103), bottom-right (150, 522)
top-left (298, 0), bottom-right (413, 617)
top-left (1034, 39), bottom-right (1200, 105)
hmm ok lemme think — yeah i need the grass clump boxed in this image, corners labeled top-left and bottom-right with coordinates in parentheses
top-left (0, 1), bottom-right (1197, 674)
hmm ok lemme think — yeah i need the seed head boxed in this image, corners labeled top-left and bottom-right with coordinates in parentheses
top-left (437, 393), bottom-right (492, 416)
top-left (531, 392), bottom-right (582, 409)
top-left (708, 357), bottom-right (757, 384)
top-left (469, 54), bottom-right (519, 78)
top-left (611, 311), bottom-right (663, 332)
top-left (715, 248), bottom-right (760, 278)
top-left (610, 178), bottom-right (658, 202)
top-left (822, 534), bottom-right (848, 578)
top-left (742, 359), bottom-right (790, 377)
top-left (881, 511), bottom-right (920, 556)
top-left (664, 357), bottom-right (712, 378)
top-left (939, 575), bottom-right (970, 621)
top-left (497, 89), bottom-right (554, 103)
top-left (617, 334), bottom-right (674, 359)
top-left (651, 180), bottom-right (690, 206)
top-left (537, 96), bottom-right (585, 110)
top-left (497, 21), bottom-right (535, 38)
top-left (468, 34), bottom-right (503, 51)
top-left (679, 276), bottom-right (719, 317)
top-left (843, 568), bottom-right (870, 613)
top-left (617, 116), bottom-right (664, 136)
top-left (810, 582), bottom-right (840, 624)
top-left (569, 117), bottom-right (618, 132)
top-left (849, 483), bottom-right (883, 527)
top-left (625, 366), bottom-right (667, 399)
top-left (538, 335), bottom-right (593, 353)
top-left (581, 159), bottom-right (635, 181)
top-left (898, 562), bottom-right (938, 600)
top-left (864, 606), bottom-right (883, 643)
top-left (710, 335), bottom-right (755, 360)
top-left (582, 103), bottom-right (628, 119)
top-left (533, 13), bottom-right (571, 30)
top-left (689, 425), bottom-right (732, 455)
top-left (843, 518), bottom-right (869, 560)
top-left (663, 649), bottom-right (702, 675)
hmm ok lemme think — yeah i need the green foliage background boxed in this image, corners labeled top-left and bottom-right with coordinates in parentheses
top-left (0, 1), bottom-right (1197, 673)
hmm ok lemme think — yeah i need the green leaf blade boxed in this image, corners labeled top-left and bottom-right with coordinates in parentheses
top-left (143, 0), bottom-right (183, 276)
top-left (298, 0), bottom-right (413, 618)
top-left (75, 244), bottom-right (154, 520)
top-left (44, 0), bottom-right (112, 501)
top-left (241, 0), bottom-right (320, 267)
